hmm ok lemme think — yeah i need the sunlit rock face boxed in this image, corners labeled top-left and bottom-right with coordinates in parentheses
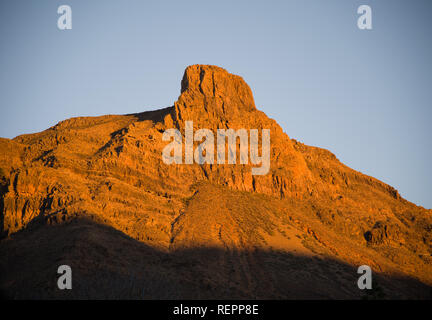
top-left (0, 65), bottom-right (431, 299)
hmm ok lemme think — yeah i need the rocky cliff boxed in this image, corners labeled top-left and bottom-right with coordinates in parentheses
top-left (0, 65), bottom-right (431, 299)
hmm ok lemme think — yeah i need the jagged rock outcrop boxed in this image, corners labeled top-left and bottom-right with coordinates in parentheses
top-left (0, 65), bottom-right (431, 299)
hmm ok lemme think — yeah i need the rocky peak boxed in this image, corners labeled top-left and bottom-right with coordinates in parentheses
top-left (171, 65), bottom-right (257, 130)
top-left (180, 65), bottom-right (256, 111)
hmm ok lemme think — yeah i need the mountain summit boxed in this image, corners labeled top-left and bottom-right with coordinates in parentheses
top-left (0, 65), bottom-right (431, 299)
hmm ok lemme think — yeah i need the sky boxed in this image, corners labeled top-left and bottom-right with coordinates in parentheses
top-left (0, 0), bottom-right (431, 208)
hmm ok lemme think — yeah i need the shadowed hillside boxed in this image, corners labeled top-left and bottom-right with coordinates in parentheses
top-left (1, 218), bottom-right (430, 299)
top-left (0, 65), bottom-right (431, 299)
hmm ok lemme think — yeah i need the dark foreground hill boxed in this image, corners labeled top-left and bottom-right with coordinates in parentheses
top-left (0, 65), bottom-right (431, 299)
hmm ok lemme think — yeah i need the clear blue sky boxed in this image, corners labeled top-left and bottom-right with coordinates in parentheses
top-left (1, 0), bottom-right (431, 208)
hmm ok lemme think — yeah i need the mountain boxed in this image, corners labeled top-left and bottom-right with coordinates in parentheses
top-left (0, 65), bottom-right (431, 299)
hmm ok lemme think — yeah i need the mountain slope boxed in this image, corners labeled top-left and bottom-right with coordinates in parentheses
top-left (0, 65), bottom-right (431, 299)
